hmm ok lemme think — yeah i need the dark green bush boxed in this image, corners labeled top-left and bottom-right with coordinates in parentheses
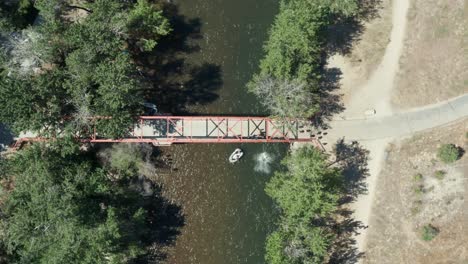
top-left (437, 144), bottom-right (461, 163)
top-left (412, 173), bottom-right (423, 181)
top-left (434, 170), bottom-right (446, 180)
top-left (421, 224), bottom-right (439, 241)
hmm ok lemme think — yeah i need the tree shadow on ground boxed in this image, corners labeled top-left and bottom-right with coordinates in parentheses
top-left (135, 3), bottom-right (222, 115)
top-left (327, 139), bottom-right (370, 263)
top-left (311, 67), bottom-right (344, 129)
top-left (328, 208), bottom-right (367, 264)
top-left (311, 0), bottom-right (384, 127)
top-left (326, 0), bottom-right (384, 56)
top-left (335, 139), bottom-right (370, 201)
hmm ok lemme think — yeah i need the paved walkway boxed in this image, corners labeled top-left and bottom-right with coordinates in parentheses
top-left (326, 93), bottom-right (468, 141)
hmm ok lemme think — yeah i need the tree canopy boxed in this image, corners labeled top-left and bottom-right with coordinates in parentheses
top-left (248, 0), bottom-right (358, 118)
top-left (0, 0), bottom-right (37, 31)
top-left (0, 140), bottom-right (167, 263)
top-left (265, 146), bottom-right (343, 263)
top-left (0, 0), bottom-right (171, 138)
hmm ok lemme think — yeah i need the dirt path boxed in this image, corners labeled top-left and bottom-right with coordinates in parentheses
top-left (326, 0), bottom-right (411, 257)
top-left (326, 93), bottom-right (468, 141)
top-left (342, 0), bottom-right (410, 118)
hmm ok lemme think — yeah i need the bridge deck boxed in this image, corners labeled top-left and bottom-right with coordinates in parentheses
top-left (90, 116), bottom-right (315, 144)
top-left (15, 116), bottom-right (317, 147)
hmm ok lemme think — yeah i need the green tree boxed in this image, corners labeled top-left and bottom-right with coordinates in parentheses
top-left (265, 146), bottom-right (343, 263)
top-left (0, 0), bottom-right (171, 138)
top-left (265, 231), bottom-right (288, 264)
top-left (0, 140), bottom-right (157, 263)
top-left (0, 0), bottom-right (37, 31)
top-left (127, 0), bottom-right (171, 51)
top-left (0, 69), bottom-right (68, 134)
top-left (249, 0), bottom-right (358, 118)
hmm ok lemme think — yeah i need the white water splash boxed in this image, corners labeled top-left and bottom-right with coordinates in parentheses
top-left (254, 152), bottom-right (274, 174)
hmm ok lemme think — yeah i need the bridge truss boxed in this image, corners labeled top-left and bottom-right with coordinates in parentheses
top-left (15, 116), bottom-right (320, 147)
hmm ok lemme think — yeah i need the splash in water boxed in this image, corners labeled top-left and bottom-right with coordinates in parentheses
top-left (254, 152), bottom-right (274, 174)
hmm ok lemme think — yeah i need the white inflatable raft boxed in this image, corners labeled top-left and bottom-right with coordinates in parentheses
top-left (229, 148), bottom-right (243, 163)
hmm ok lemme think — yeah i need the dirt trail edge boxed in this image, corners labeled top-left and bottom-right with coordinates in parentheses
top-left (342, 0), bottom-right (409, 117)
top-left (327, 93), bottom-right (468, 141)
top-left (324, 0), bottom-right (410, 260)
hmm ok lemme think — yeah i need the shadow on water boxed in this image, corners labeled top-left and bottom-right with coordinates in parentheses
top-left (311, 0), bottom-right (384, 128)
top-left (154, 142), bottom-right (285, 263)
top-left (96, 144), bottom-right (185, 263)
top-left (327, 139), bottom-right (370, 264)
top-left (137, 184), bottom-right (185, 263)
top-left (0, 123), bottom-right (14, 151)
top-left (136, 3), bottom-right (222, 114)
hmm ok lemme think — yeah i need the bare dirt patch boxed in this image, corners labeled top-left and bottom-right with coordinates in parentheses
top-left (327, 0), bottom-right (393, 104)
top-left (392, 0), bottom-right (468, 109)
top-left (347, 0), bottom-right (393, 82)
top-left (364, 119), bottom-right (468, 264)
top-left (62, 0), bottom-right (90, 23)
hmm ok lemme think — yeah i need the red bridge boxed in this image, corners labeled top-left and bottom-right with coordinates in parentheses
top-left (16, 116), bottom-right (319, 146)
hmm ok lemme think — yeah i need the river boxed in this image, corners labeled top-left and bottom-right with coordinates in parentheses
top-left (155, 0), bottom-right (286, 263)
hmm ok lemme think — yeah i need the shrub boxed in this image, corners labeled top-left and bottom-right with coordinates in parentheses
top-left (434, 170), bottom-right (446, 180)
top-left (411, 200), bottom-right (423, 216)
top-left (425, 185), bottom-right (435, 193)
top-left (100, 143), bottom-right (154, 178)
top-left (412, 173), bottom-right (423, 181)
top-left (437, 144), bottom-right (461, 163)
top-left (413, 185), bottom-right (424, 195)
top-left (421, 224), bottom-right (439, 241)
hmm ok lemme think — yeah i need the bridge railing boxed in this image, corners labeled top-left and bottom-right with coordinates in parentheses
top-left (14, 116), bottom-right (319, 147)
top-left (89, 116), bottom-right (315, 143)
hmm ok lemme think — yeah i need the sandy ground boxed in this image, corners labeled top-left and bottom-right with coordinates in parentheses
top-left (364, 120), bottom-right (468, 263)
top-left (337, 0), bottom-right (409, 118)
top-left (326, 0), bottom-right (468, 261)
top-left (327, 0), bottom-right (393, 106)
top-left (326, 0), bottom-right (410, 255)
top-left (392, 0), bottom-right (468, 109)
top-left (347, 139), bottom-right (391, 252)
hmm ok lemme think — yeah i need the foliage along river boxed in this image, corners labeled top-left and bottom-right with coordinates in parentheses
top-left (156, 0), bottom-right (287, 263)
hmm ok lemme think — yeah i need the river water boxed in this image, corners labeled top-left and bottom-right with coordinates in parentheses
top-left (156, 1), bottom-right (287, 263)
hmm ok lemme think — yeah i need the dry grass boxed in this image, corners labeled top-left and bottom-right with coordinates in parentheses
top-left (392, 0), bottom-right (468, 109)
top-left (364, 119), bottom-right (468, 263)
top-left (348, 0), bottom-right (393, 80)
